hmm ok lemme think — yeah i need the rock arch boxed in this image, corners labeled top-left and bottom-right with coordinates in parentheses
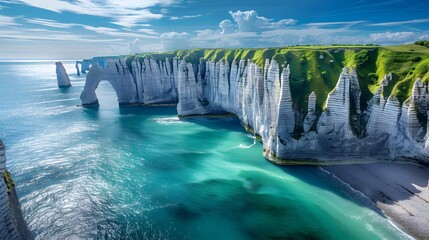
top-left (75, 60), bottom-right (92, 76)
top-left (80, 60), bottom-right (138, 106)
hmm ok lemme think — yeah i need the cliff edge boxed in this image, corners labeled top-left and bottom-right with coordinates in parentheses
top-left (0, 140), bottom-right (33, 240)
top-left (79, 44), bottom-right (429, 165)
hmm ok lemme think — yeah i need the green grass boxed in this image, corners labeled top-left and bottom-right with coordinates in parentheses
top-left (3, 170), bottom-right (15, 194)
top-left (384, 43), bottom-right (429, 53)
top-left (121, 43), bottom-right (429, 111)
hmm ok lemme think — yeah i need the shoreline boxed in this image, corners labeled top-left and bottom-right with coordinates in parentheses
top-left (323, 163), bottom-right (429, 240)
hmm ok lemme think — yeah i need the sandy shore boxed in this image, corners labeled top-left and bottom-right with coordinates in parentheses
top-left (323, 163), bottom-right (429, 240)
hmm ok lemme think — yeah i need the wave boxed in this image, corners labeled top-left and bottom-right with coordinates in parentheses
top-left (153, 117), bottom-right (189, 125)
top-left (227, 140), bottom-right (257, 150)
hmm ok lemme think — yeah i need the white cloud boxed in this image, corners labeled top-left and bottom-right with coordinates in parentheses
top-left (258, 28), bottom-right (361, 45)
top-left (369, 31), bottom-right (417, 43)
top-left (369, 18), bottom-right (429, 26)
top-left (25, 18), bottom-right (77, 28)
top-left (189, 10), bottom-right (356, 48)
top-left (161, 31), bottom-right (191, 50)
top-left (137, 28), bottom-right (158, 35)
top-left (83, 26), bottom-right (158, 39)
top-left (170, 14), bottom-right (202, 20)
top-left (192, 29), bottom-right (258, 48)
top-left (305, 21), bottom-right (366, 27)
top-left (229, 10), bottom-right (297, 32)
top-left (219, 20), bottom-right (234, 34)
top-left (110, 10), bottom-right (162, 28)
top-left (0, 29), bottom-right (122, 43)
top-left (418, 34), bottom-right (429, 40)
top-left (127, 38), bottom-right (163, 53)
top-left (161, 31), bottom-right (191, 40)
top-left (129, 38), bottom-right (142, 53)
top-left (1, 0), bottom-right (173, 27)
top-left (0, 14), bottom-right (18, 26)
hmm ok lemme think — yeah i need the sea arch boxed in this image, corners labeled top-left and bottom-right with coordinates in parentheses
top-left (80, 61), bottom-right (138, 106)
top-left (75, 60), bottom-right (92, 76)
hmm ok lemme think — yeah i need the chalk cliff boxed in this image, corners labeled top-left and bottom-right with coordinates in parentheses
top-left (55, 62), bottom-right (71, 88)
top-left (79, 49), bottom-right (429, 165)
top-left (75, 59), bottom-right (92, 74)
top-left (0, 140), bottom-right (33, 240)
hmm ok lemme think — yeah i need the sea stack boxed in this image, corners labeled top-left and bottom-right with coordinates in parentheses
top-left (55, 62), bottom-right (71, 88)
top-left (0, 140), bottom-right (33, 240)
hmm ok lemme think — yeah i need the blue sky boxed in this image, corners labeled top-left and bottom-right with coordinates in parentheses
top-left (0, 0), bottom-right (428, 59)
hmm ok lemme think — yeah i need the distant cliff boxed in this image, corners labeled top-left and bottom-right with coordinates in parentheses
top-left (79, 45), bottom-right (429, 165)
top-left (0, 140), bottom-right (33, 240)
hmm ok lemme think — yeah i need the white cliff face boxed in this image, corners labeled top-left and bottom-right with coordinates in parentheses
top-left (55, 62), bottom-right (71, 88)
top-left (272, 65), bottom-right (295, 158)
top-left (139, 58), bottom-right (177, 104)
top-left (349, 68), bottom-right (361, 113)
top-left (303, 92), bottom-right (318, 133)
top-left (81, 58), bottom-right (178, 106)
top-left (408, 79), bottom-right (429, 143)
top-left (177, 61), bottom-right (207, 116)
top-left (425, 112), bottom-right (429, 153)
top-left (0, 140), bottom-right (23, 240)
top-left (80, 57), bottom-right (429, 164)
top-left (317, 67), bottom-right (352, 140)
top-left (76, 60), bottom-right (91, 74)
top-left (80, 60), bottom-right (138, 105)
top-left (364, 74), bottom-right (392, 125)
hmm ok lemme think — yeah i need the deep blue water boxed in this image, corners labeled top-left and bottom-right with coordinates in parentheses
top-left (0, 61), bottom-right (410, 239)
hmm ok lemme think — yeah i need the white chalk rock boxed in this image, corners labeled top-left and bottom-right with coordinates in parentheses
top-left (408, 79), bottom-right (429, 142)
top-left (0, 140), bottom-right (24, 240)
top-left (177, 61), bottom-right (207, 116)
top-left (317, 67), bottom-right (352, 139)
top-left (80, 60), bottom-right (137, 106)
top-left (55, 62), bottom-right (71, 87)
top-left (78, 55), bottom-right (429, 164)
top-left (303, 92), bottom-right (318, 133)
top-left (273, 64), bottom-right (295, 158)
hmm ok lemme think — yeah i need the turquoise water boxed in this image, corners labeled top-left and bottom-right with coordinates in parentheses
top-left (0, 61), bottom-right (410, 239)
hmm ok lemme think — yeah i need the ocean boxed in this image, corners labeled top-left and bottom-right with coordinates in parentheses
top-left (0, 61), bottom-right (409, 239)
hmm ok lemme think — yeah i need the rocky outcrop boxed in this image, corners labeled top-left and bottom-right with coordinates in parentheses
top-left (55, 62), bottom-right (71, 88)
top-left (80, 58), bottom-right (178, 106)
top-left (75, 59), bottom-right (92, 74)
top-left (272, 64), bottom-right (295, 159)
top-left (134, 58), bottom-right (177, 104)
top-left (303, 92), bottom-right (318, 133)
top-left (80, 60), bottom-right (138, 106)
top-left (426, 112), bottom-right (429, 153)
top-left (408, 79), bottom-right (429, 143)
top-left (177, 60), bottom-right (206, 116)
top-left (317, 67), bottom-right (352, 140)
top-left (80, 56), bottom-right (429, 165)
top-left (0, 140), bottom-right (33, 240)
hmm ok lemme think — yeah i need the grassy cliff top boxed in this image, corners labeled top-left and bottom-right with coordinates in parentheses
top-left (123, 42), bottom-right (429, 112)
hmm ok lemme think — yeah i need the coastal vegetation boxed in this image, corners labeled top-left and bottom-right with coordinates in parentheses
top-left (124, 43), bottom-right (429, 112)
